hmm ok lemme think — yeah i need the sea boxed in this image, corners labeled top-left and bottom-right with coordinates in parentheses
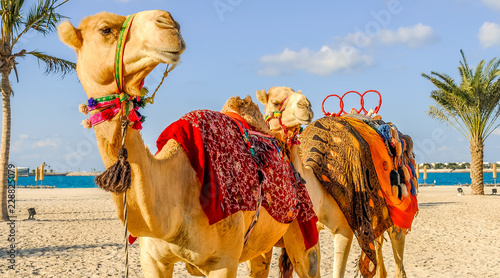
top-left (14, 172), bottom-right (498, 188)
top-left (16, 176), bottom-right (98, 188)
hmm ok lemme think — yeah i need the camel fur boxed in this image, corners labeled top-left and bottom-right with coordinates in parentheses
top-left (58, 10), bottom-right (319, 278)
top-left (250, 87), bottom-right (407, 278)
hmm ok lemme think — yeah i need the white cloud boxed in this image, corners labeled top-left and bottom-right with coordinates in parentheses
top-left (492, 128), bottom-right (500, 136)
top-left (11, 134), bottom-right (29, 152)
top-left (258, 24), bottom-right (435, 76)
top-left (438, 145), bottom-right (449, 152)
top-left (478, 22), bottom-right (500, 48)
top-left (482, 0), bottom-right (500, 11)
top-left (32, 137), bottom-right (61, 148)
top-left (377, 23), bottom-right (437, 48)
top-left (338, 23), bottom-right (437, 49)
top-left (258, 46), bottom-right (373, 76)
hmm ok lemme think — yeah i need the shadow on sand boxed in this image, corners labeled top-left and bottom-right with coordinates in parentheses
top-left (0, 243), bottom-right (124, 259)
top-left (419, 201), bottom-right (457, 207)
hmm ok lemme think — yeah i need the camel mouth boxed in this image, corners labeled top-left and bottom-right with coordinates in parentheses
top-left (296, 117), bottom-right (312, 125)
top-left (294, 112), bottom-right (313, 125)
top-left (151, 49), bottom-right (183, 64)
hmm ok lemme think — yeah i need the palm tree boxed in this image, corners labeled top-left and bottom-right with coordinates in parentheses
top-left (0, 0), bottom-right (75, 221)
top-left (422, 50), bottom-right (500, 195)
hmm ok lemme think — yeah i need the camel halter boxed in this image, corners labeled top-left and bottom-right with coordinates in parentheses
top-left (79, 14), bottom-right (177, 130)
top-left (265, 96), bottom-right (302, 147)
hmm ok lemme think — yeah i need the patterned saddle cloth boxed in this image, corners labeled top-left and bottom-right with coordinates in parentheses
top-left (300, 115), bottom-right (418, 278)
top-left (156, 110), bottom-right (318, 249)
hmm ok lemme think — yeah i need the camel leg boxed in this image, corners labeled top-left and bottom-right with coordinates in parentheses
top-left (246, 248), bottom-right (273, 278)
top-left (186, 262), bottom-right (205, 276)
top-left (206, 263), bottom-right (239, 278)
top-left (331, 225), bottom-right (353, 278)
top-left (388, 227), bottom-right (407, 278)
top-left (139, 248), bottom-right (175, 278)
top-left (282, 219), bottom-right (321, 278)
top-left (374, 235), bottom-right (387, 278)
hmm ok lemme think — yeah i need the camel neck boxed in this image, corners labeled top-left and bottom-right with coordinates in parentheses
top-left (289, 144), bottom-right (302, 170)
top-left (91, 118), bottom-right (179, 239)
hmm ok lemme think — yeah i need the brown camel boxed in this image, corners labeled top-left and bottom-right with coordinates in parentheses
top-left (58, 10), bottom-right (319, 278)
top-left (248, 86), bottom-right (408, 278)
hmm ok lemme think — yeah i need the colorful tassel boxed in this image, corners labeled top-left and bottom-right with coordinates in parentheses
top-left (408, 162), bottom-right (416, 178)
top-left (128, 109), bottom-right (140, 122)
top-left (390, 169), bottom-right (402, 199)
top-left (377, 124), bottom-right (391, 141)
top-left (402, 166), bottom-right (411, 182)
top-left (394, 139), bottom-right (403, 157)
top-left (410, 179), bottom-right (416, 195)
top-left (398, 167), bottom-right (406, 184)
top-left (81, 119), bottom-right (92, 129)
top-left (101, 108), bottom-right (115, 121)
top-left (390, 169), bottom-right (400, 186)
top-left (87, 97), bottom-right (97, 108)
top-left (401, 181), bottom-right (409, 198)
top-left (79, 104), bottom-right (89, 115)
top-left (95, 146), bottom-right (132, 193)
top-left (132, 120), bottom-right (142, 131)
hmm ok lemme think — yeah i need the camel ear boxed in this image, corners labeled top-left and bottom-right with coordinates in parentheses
top-left (243, 95), bottom-right (253, 104)
top-left (297, 89), bottom-right (302, 94)
top-left (58, 21), bottom-right (82, 50)
top-left (256, 90), bottom-right (268, 105)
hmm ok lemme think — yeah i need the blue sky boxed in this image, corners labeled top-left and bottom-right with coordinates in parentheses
top-left (5, 0), bottom-right (500, 172)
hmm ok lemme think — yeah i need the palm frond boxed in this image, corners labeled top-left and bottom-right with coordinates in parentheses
top-left (26, 50), bottom-right (75, 76)
top-left (428, 105), bottom-right (471, 141)
top-left (1, 0), bottom-right (25, 44)
top-left (12, 0), bottom-right (69, 46)
top-left (423, 50), bottom-right (500, 143)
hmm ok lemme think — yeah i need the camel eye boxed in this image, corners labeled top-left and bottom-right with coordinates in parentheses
top-left (99, 27), bottom-right (113, 35)
top-left (272, 101), bottom-right (280, 107)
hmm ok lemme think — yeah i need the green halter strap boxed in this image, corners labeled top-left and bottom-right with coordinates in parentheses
top-left (115, 14), bottom-right (136, 96)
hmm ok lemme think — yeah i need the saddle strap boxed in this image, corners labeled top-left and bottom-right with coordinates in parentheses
top-left (244, 178), bottom-right (263, 245)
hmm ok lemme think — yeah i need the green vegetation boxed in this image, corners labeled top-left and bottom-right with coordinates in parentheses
top-left (0, 0), bottom-right (74, 221)
top-left (422, 50), bottom-right (500, 195)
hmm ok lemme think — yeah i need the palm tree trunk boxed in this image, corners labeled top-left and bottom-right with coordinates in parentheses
top-left (0, 70), bottom-right (12, 221)
top-left (470, 138), bottom-right (484, 195)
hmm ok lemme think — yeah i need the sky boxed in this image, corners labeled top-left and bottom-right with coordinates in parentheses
top-left (5, 0), bottom-right (500, 172)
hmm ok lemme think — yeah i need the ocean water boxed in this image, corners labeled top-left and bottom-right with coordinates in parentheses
top-left (14, 172), bottom-right (498, 188)
top-left (16, 175), bottom-right (98, 188)
top-left (418, 172), bottom-right (497, 186)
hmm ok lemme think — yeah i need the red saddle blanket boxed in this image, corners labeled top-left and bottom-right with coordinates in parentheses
top-left (156, 110), bottom-right (318, 249)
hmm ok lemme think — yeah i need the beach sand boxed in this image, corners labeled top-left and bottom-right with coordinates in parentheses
top-left (1, 186), bottom-right (499, 277)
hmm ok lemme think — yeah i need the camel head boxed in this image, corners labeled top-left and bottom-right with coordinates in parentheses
top-left (256, 86), bottom-right (314, 133)
top-left (221, 95), bottom-right (270, 134)
top-left (58, 10), bottom-right (185, 98)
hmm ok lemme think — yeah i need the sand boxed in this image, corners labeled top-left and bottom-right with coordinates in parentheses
top-left (1, 186), bottom-right (499, 277)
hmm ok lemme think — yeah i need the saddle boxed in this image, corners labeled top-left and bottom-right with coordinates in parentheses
top-left (156, 110), bottom-right (318, 249)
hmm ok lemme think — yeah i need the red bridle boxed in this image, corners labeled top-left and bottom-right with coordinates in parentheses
top-left (265, 96), bottom-right (301, 146)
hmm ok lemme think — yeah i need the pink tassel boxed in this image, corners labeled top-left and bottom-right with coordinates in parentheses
top-left (81, 119), bottom-right (92, 129)
top-left (79, 104), bottom-right (89, 115)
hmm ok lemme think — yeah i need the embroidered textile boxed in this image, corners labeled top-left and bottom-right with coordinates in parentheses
top-left (156, 110), bottom-right (318, 249)
top-left (300, 117), bottom-right (393, 278)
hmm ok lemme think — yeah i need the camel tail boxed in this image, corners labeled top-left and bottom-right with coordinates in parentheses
top-left (279, 248), bottom-right (294, 278)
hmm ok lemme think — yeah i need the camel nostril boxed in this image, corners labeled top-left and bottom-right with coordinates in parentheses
top-left (155, 15), bottom-right (176, 29)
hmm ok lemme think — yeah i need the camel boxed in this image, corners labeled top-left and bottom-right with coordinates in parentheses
top-left (248, 86), bottom-right (408, 278)
top-left (58, 10), bottom-right (319, 278)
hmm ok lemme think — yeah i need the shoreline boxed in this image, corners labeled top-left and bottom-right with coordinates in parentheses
top-left (419, 168), bottom-right (495, 173)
